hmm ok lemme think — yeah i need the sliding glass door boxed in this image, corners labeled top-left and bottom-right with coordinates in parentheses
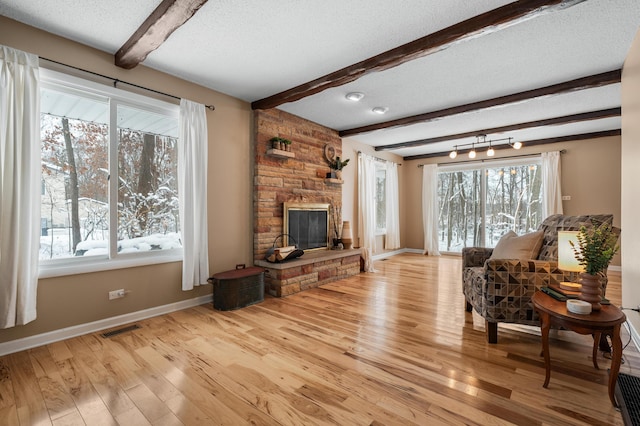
top-left (437, 159), bottom-right (542, 253)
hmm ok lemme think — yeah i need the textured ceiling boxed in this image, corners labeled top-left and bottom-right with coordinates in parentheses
top-left (1, 0), bottom-right (639, 159)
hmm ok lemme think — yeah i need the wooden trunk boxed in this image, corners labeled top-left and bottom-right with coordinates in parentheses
top-left (209, 265), bottom-right (265, 311)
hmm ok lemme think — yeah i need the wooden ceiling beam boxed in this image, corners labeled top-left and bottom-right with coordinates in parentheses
top-left (404, 129), bottom-right (621, 161)
top-left (375, 107), bottom-right (621, 151)
top-left (251, 0), bottom-right (586, 110)
top-left (341, 70), bottom-right (621, 138)
top-left (115, 0), bottom-right (208, 69)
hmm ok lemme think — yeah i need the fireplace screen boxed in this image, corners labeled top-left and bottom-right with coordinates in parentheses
top-left (283, 202), bottom-right (330, 251)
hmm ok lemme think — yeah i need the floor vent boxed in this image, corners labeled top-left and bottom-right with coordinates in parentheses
top-left (100, 324), bottom-right (140, 338)
top-left (616, 372), bottom-right (640, 425)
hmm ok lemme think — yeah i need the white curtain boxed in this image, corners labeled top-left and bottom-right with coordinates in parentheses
top-left (384, 161), bottom-right (400, 250)
top-left (178, 99), bottom-right (210, 290)
top-left (421, 164), bottom-right (441, 256)
top-left (358, 152), bottom-right (377, 272)
top-left (0, 46), bottom-right (41, 328)
top-left (541, 151), bottom-right (563, 217)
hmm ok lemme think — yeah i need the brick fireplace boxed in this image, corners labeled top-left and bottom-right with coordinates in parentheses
top-left (253, 109), bottom-right (361, 296)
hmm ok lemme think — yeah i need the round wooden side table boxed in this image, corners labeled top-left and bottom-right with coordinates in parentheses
top-left (532, 291), bottom-right (626, 407)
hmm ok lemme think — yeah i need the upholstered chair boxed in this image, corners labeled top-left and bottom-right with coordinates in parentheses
top-left (462, 214), bottom-right (618, 343)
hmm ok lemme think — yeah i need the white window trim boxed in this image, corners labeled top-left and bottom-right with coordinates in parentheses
top-left (38, 69), bottom-right (182, 279)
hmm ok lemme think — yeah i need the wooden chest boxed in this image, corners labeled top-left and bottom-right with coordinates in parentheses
top-left (209, 265), bottom-right (265, 311)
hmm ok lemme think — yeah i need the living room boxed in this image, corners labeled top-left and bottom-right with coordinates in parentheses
top-left (2, 1), bottom-right (640, 424)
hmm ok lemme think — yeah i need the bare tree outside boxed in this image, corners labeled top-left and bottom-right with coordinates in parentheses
top-left (39, 87), bottom-right (180, 260)
top-left (437, 163), bottom-right (542, 252)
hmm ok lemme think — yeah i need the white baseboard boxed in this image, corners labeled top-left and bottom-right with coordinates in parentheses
top-left (628, 312), bottom-right (640, 352)
top-left (372, 247), bottom-right (428, 260)
top-left (372, 248), bottom-right (407, 261)
top-left (0, 294), bottom-right (213, 356)
top-left (401, 248), bottom-right (424, 255)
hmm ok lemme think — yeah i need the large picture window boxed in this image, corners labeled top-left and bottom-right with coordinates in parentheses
top-left (39, 70), bottom-right (181, 276)
top-left (437, 159), bottom-right (543, 253)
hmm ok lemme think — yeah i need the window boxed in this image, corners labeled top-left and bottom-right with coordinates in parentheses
top-left (39, 70), bottom-right (181, 276)
top-left (375, 163), bottom-right (386, 234)
top-left (437, 159), bottom-right (542, 253)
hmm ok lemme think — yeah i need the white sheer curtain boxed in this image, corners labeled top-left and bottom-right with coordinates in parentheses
top-left (358, 152), bottom-right (377, 272)
top-left (421, 164), bottom-right (441, 256)
top-left (178, 99), bottom-right (210, 291)
top-left (541, 151), bottom-right (563, 217)
top-left (385, 161), bottom-right (401, 250)
top-left (0, 46), bottom-right (40, 328)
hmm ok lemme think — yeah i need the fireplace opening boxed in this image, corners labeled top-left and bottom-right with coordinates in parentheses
top-left (283, 202), bottom-right (329, 251)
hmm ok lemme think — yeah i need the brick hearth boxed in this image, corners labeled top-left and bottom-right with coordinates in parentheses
top-left (255, 249), bottom-right (361, 297)
top-left (253, 109), bottom-right (361, 296)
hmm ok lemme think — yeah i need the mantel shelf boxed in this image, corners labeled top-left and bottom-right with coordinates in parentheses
top-left (325, 178), bottom-right (343, 184)
top-left (267, 148), bottom-right (295, 159)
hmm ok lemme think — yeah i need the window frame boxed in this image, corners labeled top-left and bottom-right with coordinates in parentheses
top-left (38, 69), bottom-right (182, 279)
top-left (436, 156), bottom-right (542, 255)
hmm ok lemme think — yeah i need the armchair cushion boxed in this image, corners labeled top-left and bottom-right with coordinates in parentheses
top-left (489, 230), bottom-right (544, 260)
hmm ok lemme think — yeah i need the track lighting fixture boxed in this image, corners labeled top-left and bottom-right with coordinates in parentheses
top-left (448, 135), bottom-right (523, 159)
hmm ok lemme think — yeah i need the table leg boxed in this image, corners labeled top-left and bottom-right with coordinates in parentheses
top-left (539, 312), bottom-right (551, 388)
top-left (592, 332), bottom-right (601, 370)
top-left (608, 324), bottom-right (623, 408)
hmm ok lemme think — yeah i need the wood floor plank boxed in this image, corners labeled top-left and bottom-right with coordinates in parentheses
top-left (0, 254), bottom-right (636, 425)
top-left (5, 352), bottom-right (51, 425)
top-left (54, 357), bottom-right (117, 425)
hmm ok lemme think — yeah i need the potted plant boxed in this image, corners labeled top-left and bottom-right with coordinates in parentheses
top-left (329, 156), bottom-right (350, 179)
top-left (269, 136), bottom-right (291, 151)
top-left (570, 221), bottom-right (620, 310)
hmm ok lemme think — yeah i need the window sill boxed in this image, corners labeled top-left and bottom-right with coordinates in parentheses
top-left (39, 251), bottom-right (183, 279)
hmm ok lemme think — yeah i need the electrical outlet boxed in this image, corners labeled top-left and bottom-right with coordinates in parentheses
top-left (562, 195), bottom-right (571, 201)
top-left (109, 289), bottom-right (126, 300)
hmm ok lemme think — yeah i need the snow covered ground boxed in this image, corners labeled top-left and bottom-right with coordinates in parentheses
top-left (39, 228), bottom-right (181, 260)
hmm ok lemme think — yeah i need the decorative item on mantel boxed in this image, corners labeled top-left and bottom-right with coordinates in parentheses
top-left (267, 136), bottom-right (295, 158)
top-left (269, 136), bottom-right (291, 151)
top-left (323, 143), bottom-right (349, 179)
top-left (341, 221), bottom-right (353, 249)
top-left (570, 221), bottom-right (620, 311)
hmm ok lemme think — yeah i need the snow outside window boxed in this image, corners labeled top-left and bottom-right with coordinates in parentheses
top-left (38, 70), bottom-right (181, 277)
top-left (437, 158), bottom-right (543, 253)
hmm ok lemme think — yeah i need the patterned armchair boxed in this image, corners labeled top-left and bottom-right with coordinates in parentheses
top-left (462, 214), bottom-right (618, 343)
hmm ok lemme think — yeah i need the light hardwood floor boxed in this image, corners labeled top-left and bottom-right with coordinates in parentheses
top-left (1, 253), bottom-right (638, 425)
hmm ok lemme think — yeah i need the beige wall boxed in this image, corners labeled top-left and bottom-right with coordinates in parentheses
top-left (622, 28), bottom-right (640, 334)
top-left (0, 17), bottom-right (253, 343)
top-left (400, 136), bottom-right (622, 266)
top-left (341, 138), bottom-right (404, 255)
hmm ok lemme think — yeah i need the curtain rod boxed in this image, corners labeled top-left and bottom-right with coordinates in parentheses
top-left (357, 151), bottom-right (402, 166)
top-left (417, 150), bottom-right (566, 167)
top-left (40, 57), bottom-right (215, 111)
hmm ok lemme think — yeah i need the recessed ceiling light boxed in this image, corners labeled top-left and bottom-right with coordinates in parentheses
top-left (345, 92), bottom-right (364, 101)
top-left (372, 106), bottom-right (388, 114)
